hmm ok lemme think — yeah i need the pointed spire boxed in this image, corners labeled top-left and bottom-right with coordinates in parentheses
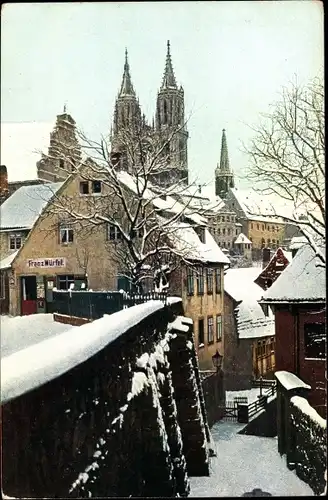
top-left (219, 129), bottom-right (231, 172)
top-left (161, 40), bottom-right (178, 90)
top-left (119, 48), bottom-right (135, 97)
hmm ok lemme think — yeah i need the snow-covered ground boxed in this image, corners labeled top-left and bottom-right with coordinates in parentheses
top-left (1, 314), bottom-right (76, 358)
top-left (190, 421), bottom-right (314, 497)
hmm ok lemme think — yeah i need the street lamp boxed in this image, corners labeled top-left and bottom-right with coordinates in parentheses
top-left (212, 349), bottom-right (223, 372)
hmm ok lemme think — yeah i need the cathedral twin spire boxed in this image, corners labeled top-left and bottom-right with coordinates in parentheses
top-left (113, 41), bottom-right (188, 185)
top-left (119, 48), bottom-right (135, 97)
top-left (161, 40), bottom-right (178, 90)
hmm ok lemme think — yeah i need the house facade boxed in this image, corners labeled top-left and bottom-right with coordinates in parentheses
top-left (261, 243), bottom-right (326, 418)
top-left (224, 188), bottom-right (286, 259)
top-left (223, 266), bottom-right (276, 390)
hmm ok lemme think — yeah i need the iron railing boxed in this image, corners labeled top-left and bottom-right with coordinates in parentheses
top-left (52, 290), bottom-right (168, 320)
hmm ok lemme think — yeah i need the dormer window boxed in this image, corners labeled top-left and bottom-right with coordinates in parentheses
top-left (196, 226), bottom-right (206, 243)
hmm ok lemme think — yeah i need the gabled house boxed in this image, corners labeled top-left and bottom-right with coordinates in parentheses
top-left (0, 182), bottom-right (63, 314)
top-left (254, 247), bottom-right (292, 291)
top-left (260, 242), bottom-right (326, 417)
top-left (223, 266), bottom-right (276, 390)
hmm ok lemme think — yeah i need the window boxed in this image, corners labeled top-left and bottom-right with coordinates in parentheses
top-left (215, 268), bottom-right (221, 294)
top-left (218, 228), bottom-right (221, 235)
top-left (262, 224), bottom-right (264, 231)
top-left (207, 316), bottom-right (214, 344)
top-left (251, 223), bottom-right (253, 229)
top-left (235, 229), bottom-right (238, 235)
top-left (187, 267), bottom-right (194, 296)
top-left (216, 315), bottom-right (222, 341)
top-left (277, 240), bottom-right (280, 246)
top-left (228, 228), bottom-right (231, 235)
top-left (227, 216), bottom-right (230, 222)
top-left (131, 228), bottom-right (143, 239)
top-left (108, 225), bottom-right (121, 241)
top-left (227, 242), bottom-right (230, 247)
top-left (92, 181), bottom-right (102, 194)
top-left (267, 239), bottom-right (271, 245)
top-left (223, 241), bottom-right (226, 247)
top-left (198, 319), bottom-right (205, 345)
top-left (57, 275), bottom-right (75, 290)
top-left (206, 268), bottom-right (213, 294)
top-left (257, 224), bottom-right (259, 230)
top-left (222, 228), bottom-right (226, 235)
top-left (197, 267), bottom-right (204, 295)
top-left (304, 323), bottom-right (326, 359)
top-left (0, 272), bottom-right (5, 299)
top-left (80, 181), bottom-right (89, 195)
top-left (221, 216), bottom-right (225, 222)
top-left (268, 226), bottom-right (270, 231)
top-left (9, 233), bottom-right (22, 250)
top-left (59, 224), bottom-right (74, 244)
top-left (59, 158), bottom-right (65, 169)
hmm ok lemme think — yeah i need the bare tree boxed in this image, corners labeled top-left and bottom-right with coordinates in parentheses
top-left (242, 77), bottom-right (325, 266)
top-left (40, 121), bottom-right (218, 292)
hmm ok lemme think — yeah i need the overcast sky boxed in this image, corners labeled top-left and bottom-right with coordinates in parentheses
top-left (1, 1), bottom-right (324, 186)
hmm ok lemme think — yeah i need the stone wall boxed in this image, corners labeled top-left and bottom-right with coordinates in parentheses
top-left (2, 302), bottom-right (209, 497)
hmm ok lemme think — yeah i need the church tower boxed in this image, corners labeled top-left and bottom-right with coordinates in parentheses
top-left (37, 106), bottom-right (82, 182)
top-left (111, 49), bottom-right (143, 171)
top-left (155, 41), bottom-right (189, 186)
top-left (215, 129), bottom-right (234, 198)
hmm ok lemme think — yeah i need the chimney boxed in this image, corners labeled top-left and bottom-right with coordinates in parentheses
top-left (198, 184), bottom-right (202, 194)
top-left (262, 247), bottom-right (271, 269)
top-left (0, 165), bottom-right (8, 194)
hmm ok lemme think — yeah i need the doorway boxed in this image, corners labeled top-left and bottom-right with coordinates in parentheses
top-left (21, 276), bottom-right (37, 315)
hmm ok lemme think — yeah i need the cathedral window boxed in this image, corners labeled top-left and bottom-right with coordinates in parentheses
top-left (163, 100), bottom-right (168, 124)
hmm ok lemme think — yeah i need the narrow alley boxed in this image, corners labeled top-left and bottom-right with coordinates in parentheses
top-left (190, 421), bottom-right (314, 497)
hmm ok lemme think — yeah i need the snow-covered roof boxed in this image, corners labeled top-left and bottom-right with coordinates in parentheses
top-left (0, 182), bottom-right (63, 230)
top-left (224, 267), bottom-right (275, 339)
top-left (1, 121), bottom-right (55, 181)
top-left (1, 300), bottom-right (164, 403)
top-left (0, 250), bottom-right (19, 270)
top-left (234, 233), bottom-right (252, 245)
top-left (230, 188), bottom-right (299, 223)
top-left (289, 236), bottom-right (308, 250)
top-left (172, 222), bottom-right (230, 265)
top-left (116, 170), bottom-right (207, 225)
top-left (259, 247), bottom-right (292, 277)
top-left (261, 243), bottom-right (326, 303)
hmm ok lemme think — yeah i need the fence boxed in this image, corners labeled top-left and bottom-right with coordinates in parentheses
top-left (51, 290), bottom-right (168, 320)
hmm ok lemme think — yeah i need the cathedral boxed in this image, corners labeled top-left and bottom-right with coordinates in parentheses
top-left (35, 41), bottom-right (234, 196)
top-left (111, 41), bottom-right (189, 186)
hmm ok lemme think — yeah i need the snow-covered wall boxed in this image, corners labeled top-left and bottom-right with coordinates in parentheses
top-left (2, 301), bottom-right (209, 498)
top-left (290, 396), bottom-right (327, 495)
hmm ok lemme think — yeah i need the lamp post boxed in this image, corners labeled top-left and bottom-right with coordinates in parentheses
top-left (212, 349), bottom-right (223, 373)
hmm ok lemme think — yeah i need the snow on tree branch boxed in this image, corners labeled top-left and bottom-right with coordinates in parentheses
top-left (242, 77), bottom-right (325, 266)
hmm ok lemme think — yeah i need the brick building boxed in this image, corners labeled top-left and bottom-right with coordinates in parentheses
top-left (260, 242), bottom-right (326, 417)
top-left (223, 266), bottom-right (276, 390)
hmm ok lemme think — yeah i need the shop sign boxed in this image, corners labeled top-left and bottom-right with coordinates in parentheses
top-left (27, 258), bottom-right (67, 268)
